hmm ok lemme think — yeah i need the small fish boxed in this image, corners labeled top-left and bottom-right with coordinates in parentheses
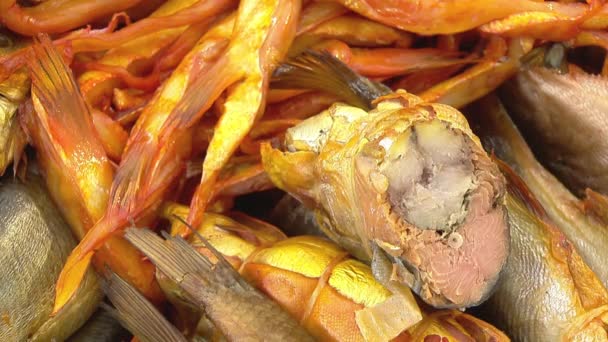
top-left (124, 227), bottom-right (316, 341)
top-left (499, 56), bottom-right (608, 196)
top-left (264, 51), bottom-right (509, 309)
top-left (0, 172), bottom-right (101, 341)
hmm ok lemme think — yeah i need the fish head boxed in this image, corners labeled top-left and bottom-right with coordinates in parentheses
top-left (263, 93), bottom-right (510, 309)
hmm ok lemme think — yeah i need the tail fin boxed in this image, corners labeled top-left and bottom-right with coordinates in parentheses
top-left (124, 225), bottom-right (314, 341)
top-left (271, 50), bottom-right (391, 110)
top-left (28, 34), bottom-right (105, 158)
top-left (124, 226), bottom-right (249, 295)
top-left (102, 271), bottom-right (187, 342)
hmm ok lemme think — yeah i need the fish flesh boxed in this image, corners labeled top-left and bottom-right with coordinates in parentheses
top-left (0, 172), bottom-right (101, 341)
top-left (499, 65), bottom-right (608, 196)
top-left (263, 51), bottom-right (509, 308)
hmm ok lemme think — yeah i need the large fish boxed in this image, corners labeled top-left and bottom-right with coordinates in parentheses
top-left (469, 94), bottom-right (608, 289)
top-left (499, 60), bottom-right (608, 196)
top-left (262, 51), bottom-right (509, 309)
top-left (0, 172), bottom-right (101, 341)
top-left (467, 95), bottom-right (608, 341)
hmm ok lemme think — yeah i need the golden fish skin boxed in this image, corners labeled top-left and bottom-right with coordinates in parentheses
top-left (262, 90), bottom-right (508, 309)
top-left (0, 172), bottom-right (101, 341)
top-left (467, 95), bottom-right (608, 341)
top-left (469, 94), bottom-right (608, 290)
top-left (499, 66), bottom-right (608, 196)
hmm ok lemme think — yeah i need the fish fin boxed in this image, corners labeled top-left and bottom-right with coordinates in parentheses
top-left (581, 188), bottom-right (608, 225)
top-left (159, 55), bottom-right (242, 138)
top-left (271, 49), bottom-right (391, 110)
top-left (102, 271), bottom-right (187, 342)
top-left (492, 156), bottom-right (549, 220)
top-left (53, 250), bottom-right (94, 315)
top-left (124, 224), bottom-right (250, 294)
top-left (53, 217), bottom-right (125, 314)
top-left (28, 34), bottom-right (105, 158)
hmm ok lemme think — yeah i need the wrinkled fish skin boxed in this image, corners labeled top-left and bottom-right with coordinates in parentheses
top-left (468, 95), bottom-right (608, 289)
top-left (499, 66), bottom-right (608, 196)
top-left (0, 173), bottom-right (102, 341)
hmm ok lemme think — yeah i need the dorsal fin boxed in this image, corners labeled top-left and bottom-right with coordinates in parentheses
top-left (272, 50), bottom-right (391, 110)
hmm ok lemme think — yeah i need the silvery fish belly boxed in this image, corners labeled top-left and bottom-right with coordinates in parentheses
top-left (262, 91), bottom-right (509, 309)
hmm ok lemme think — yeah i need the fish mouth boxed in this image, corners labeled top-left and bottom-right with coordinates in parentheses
top-left (365, 119), bottom-right (509, 308)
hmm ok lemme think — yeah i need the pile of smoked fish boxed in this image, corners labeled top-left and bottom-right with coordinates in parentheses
top-left (2, 0), bottom-right (608, 341)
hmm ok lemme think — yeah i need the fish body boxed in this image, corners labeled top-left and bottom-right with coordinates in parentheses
top-left (499, 66), bottom-right (608, 196)
top-left (480, 194), bottom-right (608, 341)
top-left (264, 52), bottom-right (509, 309)
top-left (162, 204), bottom-right (422, 341)
top-left (21, 35), bottom-right (161, 313)
top-left (468, 95), bottom-right (608, 341)
top-left (0, 174), bottom-right (101, 341)
top-left (469, 95), bottom-right (608, 290)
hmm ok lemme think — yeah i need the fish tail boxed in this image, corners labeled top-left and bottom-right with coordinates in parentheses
top-left (271, 49), bottom-right (391, 110)
top-left (124, 224), bottom-right (243, 292)
top-left (28, 33), bottom-right (105, 158)
top-left (101, 270), bottom-right (187, 342)
top-left (158, 55), bottom-right (242, 139)
top-left (53, 216), bottom-right (121, 315)
top-left (124, 224), bottom-right (314, 341)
